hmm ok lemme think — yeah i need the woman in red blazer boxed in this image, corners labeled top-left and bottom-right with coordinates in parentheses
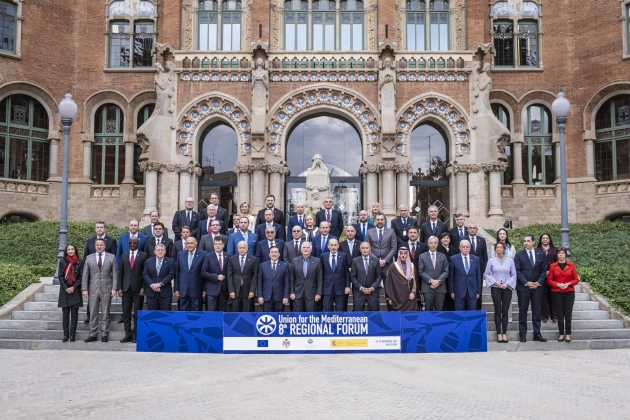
top-left (546, 247), bottom-right (579, 342)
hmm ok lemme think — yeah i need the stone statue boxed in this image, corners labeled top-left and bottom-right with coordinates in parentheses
top-left (379, 58), bottom-right (397, 134)
top-left (251, 58), bottom-right (269, 134)
top-left (154, 61), bottom-right (176, 116)
top-left (470, 61), bottom-right (510, 162)
top-left (304, 154), bottom-right (330, 215)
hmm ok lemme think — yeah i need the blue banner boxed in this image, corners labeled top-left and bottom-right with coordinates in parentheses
top-left (401, 311), bottom-right (487, 353)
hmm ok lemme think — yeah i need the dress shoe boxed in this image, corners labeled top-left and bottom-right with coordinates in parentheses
top-left (552, 318), bottom-right (558, 323)
top-left (69, 335), bottom-right (76, 342)
top-left (84, 336), bottom-right (97, 343)
top-left (565, 336), bottom-right (571, 343)
top-left (118, 316), bottom-right (124, 323)
top-left (533, 333), bottom-right (547, 342)
top-left (520, 335), bottom-right (526, 343)
top-left (120, 334), bottom-right (133, 343)
top-left (541, 318), bottom-right (548, 323)
top-left (83, 318), bottom-right (89, 324)
top-left (62, 335), bottom-right (69, 343)
top-left (101, 335), bottom-right (109, 343)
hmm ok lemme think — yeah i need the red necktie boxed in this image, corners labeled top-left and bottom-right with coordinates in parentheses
top-left (98, 254), bottom-right (103, 269)
top-left (218, 255), bottom-right (223, 270)
top-left (207, 219), bottom-right (211, 233)
top-left (326, 211), bottom-right (331, 223)
top-left (295, 240), bottom-right (299, 255)
top-left (411, 243), bottom-right (416, 260)
top-left (130, 252), bottom-right (135, 269)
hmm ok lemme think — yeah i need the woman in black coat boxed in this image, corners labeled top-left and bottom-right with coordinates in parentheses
top-left (437, 231), bottom-right (458, 310)
top-left (57, 244), bottom-right (84, 342)
top-left (537, 233), bottom-right (558, 323)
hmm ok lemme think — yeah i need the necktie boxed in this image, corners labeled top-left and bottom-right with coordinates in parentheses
top-left (240, 256), bottom-right (245, 271)
top-left (295, 240), bottom-right (299, 255)
top-left (157, 259), bottom-right (162, 273)
top-left (207, 219), bottom-right (211, 234)
top-left (321, 236), bottom-right (326, 251)
top-left (364, 258), bottom-right (369, 274)
top-left (156, 238), bottom-right (160, 245)
top-left (188, 252), bottom-right (194, 269)
top-left (529, 251), bottom-right (534, 267)
top-left (269, 241), bottom-right (274, 248)
top-left (379, 229), bottom-right (383, 245)
top-left (411, 243), bottom-right (416, 260)
top-left (348, 241), bottom-right (353, 253)
top-left (471, 237), bottom-right (475, 253)
top-left (459, 228), bottom-right (464, 239)
top-left (303, 258), bottom-right (308, 277)
top-left (432, 222), bottom-right (436, 234)
top-left (130, 252), bottom-right (135, 269)
top-left (362, 224), bottom-right (366, 239)
top-left (326, 210), bottom-right (331, 223)
top-left (298, 215), bottom-right (303, 226)
top-left (98, 254), bottom-right (102, 269)
top-left (403, 218), bottom-right (407, 230)
top-left (186, 211), bottom-right (191, 225)
top-left (464, 256), bottom-right (469, 274)
top-left (332, 254), bottom-right (336, 272)
top-left (431, 252), bottom-right (436, 269)
top-left (272, 262), bottom-right (276, 276)
top-left (218, 254), bottom-right (223, 270)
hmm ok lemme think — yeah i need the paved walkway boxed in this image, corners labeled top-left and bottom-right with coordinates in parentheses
top-left (0, 349), bottom-right (628, 419)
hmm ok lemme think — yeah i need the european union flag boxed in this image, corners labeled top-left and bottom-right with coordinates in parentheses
top-left (257, 340), bottom-right (269, 347)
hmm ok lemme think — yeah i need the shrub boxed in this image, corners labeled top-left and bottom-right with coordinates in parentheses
top-left (0, 263), bottom-right (39, 306)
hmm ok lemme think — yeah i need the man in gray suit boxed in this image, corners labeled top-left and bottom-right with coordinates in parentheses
top-left (365, 212), bottom-right (397, 284)
top-left (227, 241), bottom-right (258, 312)
top-left (350, 242), bottom-right (381, 311)
top-left (418, 236), bottom-right (449, 311)
top-left (289, 242), bottom-right (323, 312)
top-left (82, 238), bottom-right (118, 342)
top-left (199, 220), bottom-right (228, 252)
top-left (284, 225), bottom-right (306, 263)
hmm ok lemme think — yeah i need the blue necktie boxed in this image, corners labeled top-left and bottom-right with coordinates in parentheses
top-left (303, 258), bottom-right (308, 277)
top-left (362, 224), bottom-right (366, 239)
top-left (332, 254), bottom-right (336, 272)
top-left (403, 218), bottom-right (407, 230)
top-left (464, 256), bottom-right (469, 274)
top-left (379, 229), bottom-right (383, 245)
top-left (529, 251), bottom-right (534, 267)
top-left (186, 211), bottom-right (191, 226)
top-left (321, 236), bottom-right (326, 251)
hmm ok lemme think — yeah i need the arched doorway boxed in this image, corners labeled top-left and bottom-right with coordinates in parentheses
top-left (285, 114), bottom-right (363, 225)
top-left (198, 121), bottom-right (238, 218)
top-left (409, 122), bottom-right (451, 225)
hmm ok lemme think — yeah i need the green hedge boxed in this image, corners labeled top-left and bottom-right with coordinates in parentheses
top-left (0, 263), bottom-right (39, 306)
top-left (487, 222), bottom-right (630, 314)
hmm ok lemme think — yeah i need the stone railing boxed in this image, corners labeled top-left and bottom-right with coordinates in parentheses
top-left (133, 185), bottom-right (146, 199)
top-left (90, 185), bottom-right (120, 199)
top-left (0, 178), bottom-right (49, 195)
top-left (595, 180), bottom-right (630, 195)
top-left (174, 51), bottom-right (252, 69)
top-left (526, 185), bottom-right (556, 198)
top-left (269, 52), bottom-right (380, 70)
top-left (501, 185), bottom-right (513, 198)
top-left (396, 51), bottom-right (474, 69)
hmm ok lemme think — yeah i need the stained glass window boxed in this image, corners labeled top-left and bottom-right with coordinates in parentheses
top-left (109, 21), bottom-right (131, 67)
top-left (93, 104), bottom-right (125, 185)
top-left (595, 95), bottom-right (630, 181)
top-left (493, 21), bottom-right (513, 66)
top-left (0, 1), bottom-right (16, 53)
top-left (340, 0), bottom-right (363, 51)
top-left (523, 105), bottom-right (553, 185)
top-left (133, 22), bottom-right (154, 67)
top-left (492, 103), bottom-right (513, 184)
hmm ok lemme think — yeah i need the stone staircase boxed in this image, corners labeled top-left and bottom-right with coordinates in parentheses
top-left (0, 284), bottom-right (628, 351)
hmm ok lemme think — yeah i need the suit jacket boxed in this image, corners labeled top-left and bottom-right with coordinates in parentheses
top-left (141, 224), bottom-right (170, 239)
top-left (514, 249), bottom-right (548, 292)
top-left (448, 254), bottom-right (482, 299)
top-left (419, 220), bottom-right (448, 243)
top-left (142, 257), bottom-right (175, 298)
top-left (172, 209), bottom-right (201, 240)
top-left (390, 217), bottom-right (420, 243)
top-left (199, 233), bottom-right (228, 253)
top-left (227, 254), bottom-right (258, 297)
top-left (200, 206), bottom-right (230, 228)
top-left (466, 235), bottom-right (489, 274)
top-left (200, 251), bottom-right (232, 297)
top-left (316, 209), bottom-right (345, 238)
top-left (365, 227), bottom-right (397, 264)
top-left (339, 239), bottom-right (361, 261)
top-left (255, 223), bottom-right (285, 242)
top-left (312, 234), bottom-right (338, 258)
top-left (174, 248), bottom-right (207, 299)
top-left (287, 214), bottom-right (306, 234)
top-left (170, 239), bottom-right (186, 259)
top-left (197, 218), bottom-right (227, 239)
top-left (255, 239), bottom-right (285, 265)
top-left (256, 207), bottom-right (285, 228)
top-left (117, 251), bottom-right (148, 293)
top-left (320, 251), bottom-right (350, 295)
top-left (145, 236), bottom-right (174, 259)
top-left (417, 251), bottom-right (449, 294)
top-left (84, 235), bottom-right (117, 258)
top-left (257, 259), bottom-right (290, 302)
top-left (352, 222), bottom-right (375, 242)
top-left (350, 255), bottom-right (381, 290)
top-left (449, 226), bottom-right (469, 250)
top-left (227, 230), bottom-right (257, 256)
top-left (115, 232), bottom-right (148, 265)
top-left (226, 228), bottom-right (237, 236)
top-left (82, 252), bottom-right (117, 293)
top-left (290, 256), bottom-right (323, 299)
top-left (398, 240), bottom-right (428, 265)
top-left (283, 238), bottom-right (307, 262)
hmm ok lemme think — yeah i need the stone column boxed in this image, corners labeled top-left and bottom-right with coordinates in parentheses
top-left (251, 161), bottom-right (268, 215)
top-left (82, 140), bottom-right (92, 179)
top-left (122, 141), bottom-right (135, 184)
top-left (395, 163), bottom-right (412, 209)
top-left (140, 161), bottom-right (160, 216)
top-left (235, 161), bottom-right (252, 207)
top-left (360, 162), bottom-right (380, 210)
top-left (511, 137), bottom-right (525, 184)
top-left (49, 139), bottom-right (59, 179)
top-left (456, 171), bottom-right (469, 217)
top-left (159, 166), bottom-right (179, 234)
top-left (466, 165), bottom-right (486, 222)
top-left (584, 139), bottom-right (595, 179)
top-left (178, 166), bottom-right (192, 210)
top-left (488, 171), bottom-right (503, 217)
top-left (380, 162), bottom-right (396, 218)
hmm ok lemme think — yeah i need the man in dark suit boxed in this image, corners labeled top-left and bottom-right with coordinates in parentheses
top-left (284, 225), bottom-right (307, 263)
top-left (142, 243), bottom-right (175, 310)
top-left (227, 240), bottom-right (258, 312)
top-left (141, 210), bottom-right (170, 238)
top-left (466, 222), bottom-right (488, 310)
top-left (353, 210), bottom-right (375, 242)
top-left (287, 202), bottom-right (307, 234)
top-left (418, 236), bottom-right (449, 311)
top-left (255, 226), bottom-right (285, 265)
top-left (316, 197), bottom-right (345, 238)
top-left (365, 213), bottom-right (398, 283)
top-left (320, 238), bottom-right (350, 312)
top-left (449, 213), bottom-right (468, 251)
top-left (83, 221), bottom-right (117, 324)
top-left (170, 226), bottom-right (192, 259)
top-left (255, 208), bottom-right (285, 242)
top-left (257, 246), bottom-right (290, 311)
top-left (199, 219), bottom-right (228, 252)
top-left (448, 240), bottom-right (481, 311)
top-left (226, 214), bottom-right (242, 236)
top-left (116, 218), bottom-right (148, 265)
top-left (339, 226), bottom-right (361, 260)
top-left (172, 196), bottom-right (201, 241)
top-left (391, 204), bottom-right (420, 243)
top-left (515, 234), bottom-right (549, 343)
top-left (200, 193), bottom-right (230, 227)
top-left (289, 242), bottom-right (323, 312)
top-left (398, 226), bottom-right (428, 267)
top-left (174, 237), bottom-right (207, 311)
top-left (145, 223), bottom-right (174, 258)
top-left (350, 242), bottom-right (381, 311)
top-left (419, 205), bottom-right (448, 243)
top-left (117, 237), bottom-right (147, 343)
top-left (227, 217), bottom-right (257, 256)
top-left (200, 236), bottom-right (231, 311)
top-left (197, 204), bottom-right (227, 239)
top-left (255, 194), bottom-right (285, 229)
top-left (312, 222), bottom-right (337, 258)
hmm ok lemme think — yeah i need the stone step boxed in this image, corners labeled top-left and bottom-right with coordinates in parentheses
top-left (0, 329), bottom-right (128, 341)
top-left (495, 329), bottom-right (630, 341)
top-left (0, 320), bottom-right (128, 331)
top-left (480, 292), bottom-right (590, 303)
top-left (43, 285), bottom-right (60, 294)
top-left (486, 319), bottom-right (623, 331)
top-left (0, 339), bottom-right (135, 351)
top-left (486, 310), bottom-right (611, 321)
top-left (487, 338), bottom-right (630, 351)
top-left (34, 293), bottom-right (65, 302)
top-left (481, 300), bottom-right (600, 311)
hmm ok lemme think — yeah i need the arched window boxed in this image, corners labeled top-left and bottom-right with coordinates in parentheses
top-left (523, 104), bottom-right (553, 185)
top-left (491, 1), bottom-right (540, 68)
top-left (0, 213), bottom-right (36, 225)
top-left (108, 1), bottom-right (156, 68)
top-left (198, 0), bottom-right (242, 50)
top-left (0, 1), bottom-right (17, 54)
top-left (312, 1), bottom-right (336, 50)
top-left (134, 103), bottom-right (154, 185)
top-left (0, 95), bottom-right (50, 181)
top-left (92, 104), bottom-right (125, 185)
top-left (595, 95), bottom-right (630, 182)
top-left (340, 0), bottom-right (363, 51)
top-left (492, 103), bottom-right (513, 184)
top-left (199, 122), bottom-right (238, 214)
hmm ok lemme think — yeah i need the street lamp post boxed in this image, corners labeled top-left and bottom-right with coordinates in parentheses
top-left (53, 92), bottom-right (78, 285)
top-left (551, 89), bottom-right (571, 255)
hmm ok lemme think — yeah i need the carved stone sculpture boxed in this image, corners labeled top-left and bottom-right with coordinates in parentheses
top-left (304, 154), bottom-right (330, 215)
top-left (251, 58), bottom-right (269, 135)
top-left (379, 58), bottom-right (397, 135)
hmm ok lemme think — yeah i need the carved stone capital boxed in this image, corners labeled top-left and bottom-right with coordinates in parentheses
top-left (379, 161), bottom-right (397, 172)
top-left (480, 161), bottom-right (509, 173)
top-left (175, 162), bottom-right (200, 174)
top-left (359, 161), bottom-right (380, 175)
top-left (138, 160), bottom-right (164, 172)
top-left (234, 161), bottom-right (252, 174)
top-left (250, 161), bottom-right (269, 173)
top-left (268, 163), bottom-right (290, 175)
top-left (395, 162), bottom-right (413, 173)
top-left (446, 162), bottom-right (482, 175)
